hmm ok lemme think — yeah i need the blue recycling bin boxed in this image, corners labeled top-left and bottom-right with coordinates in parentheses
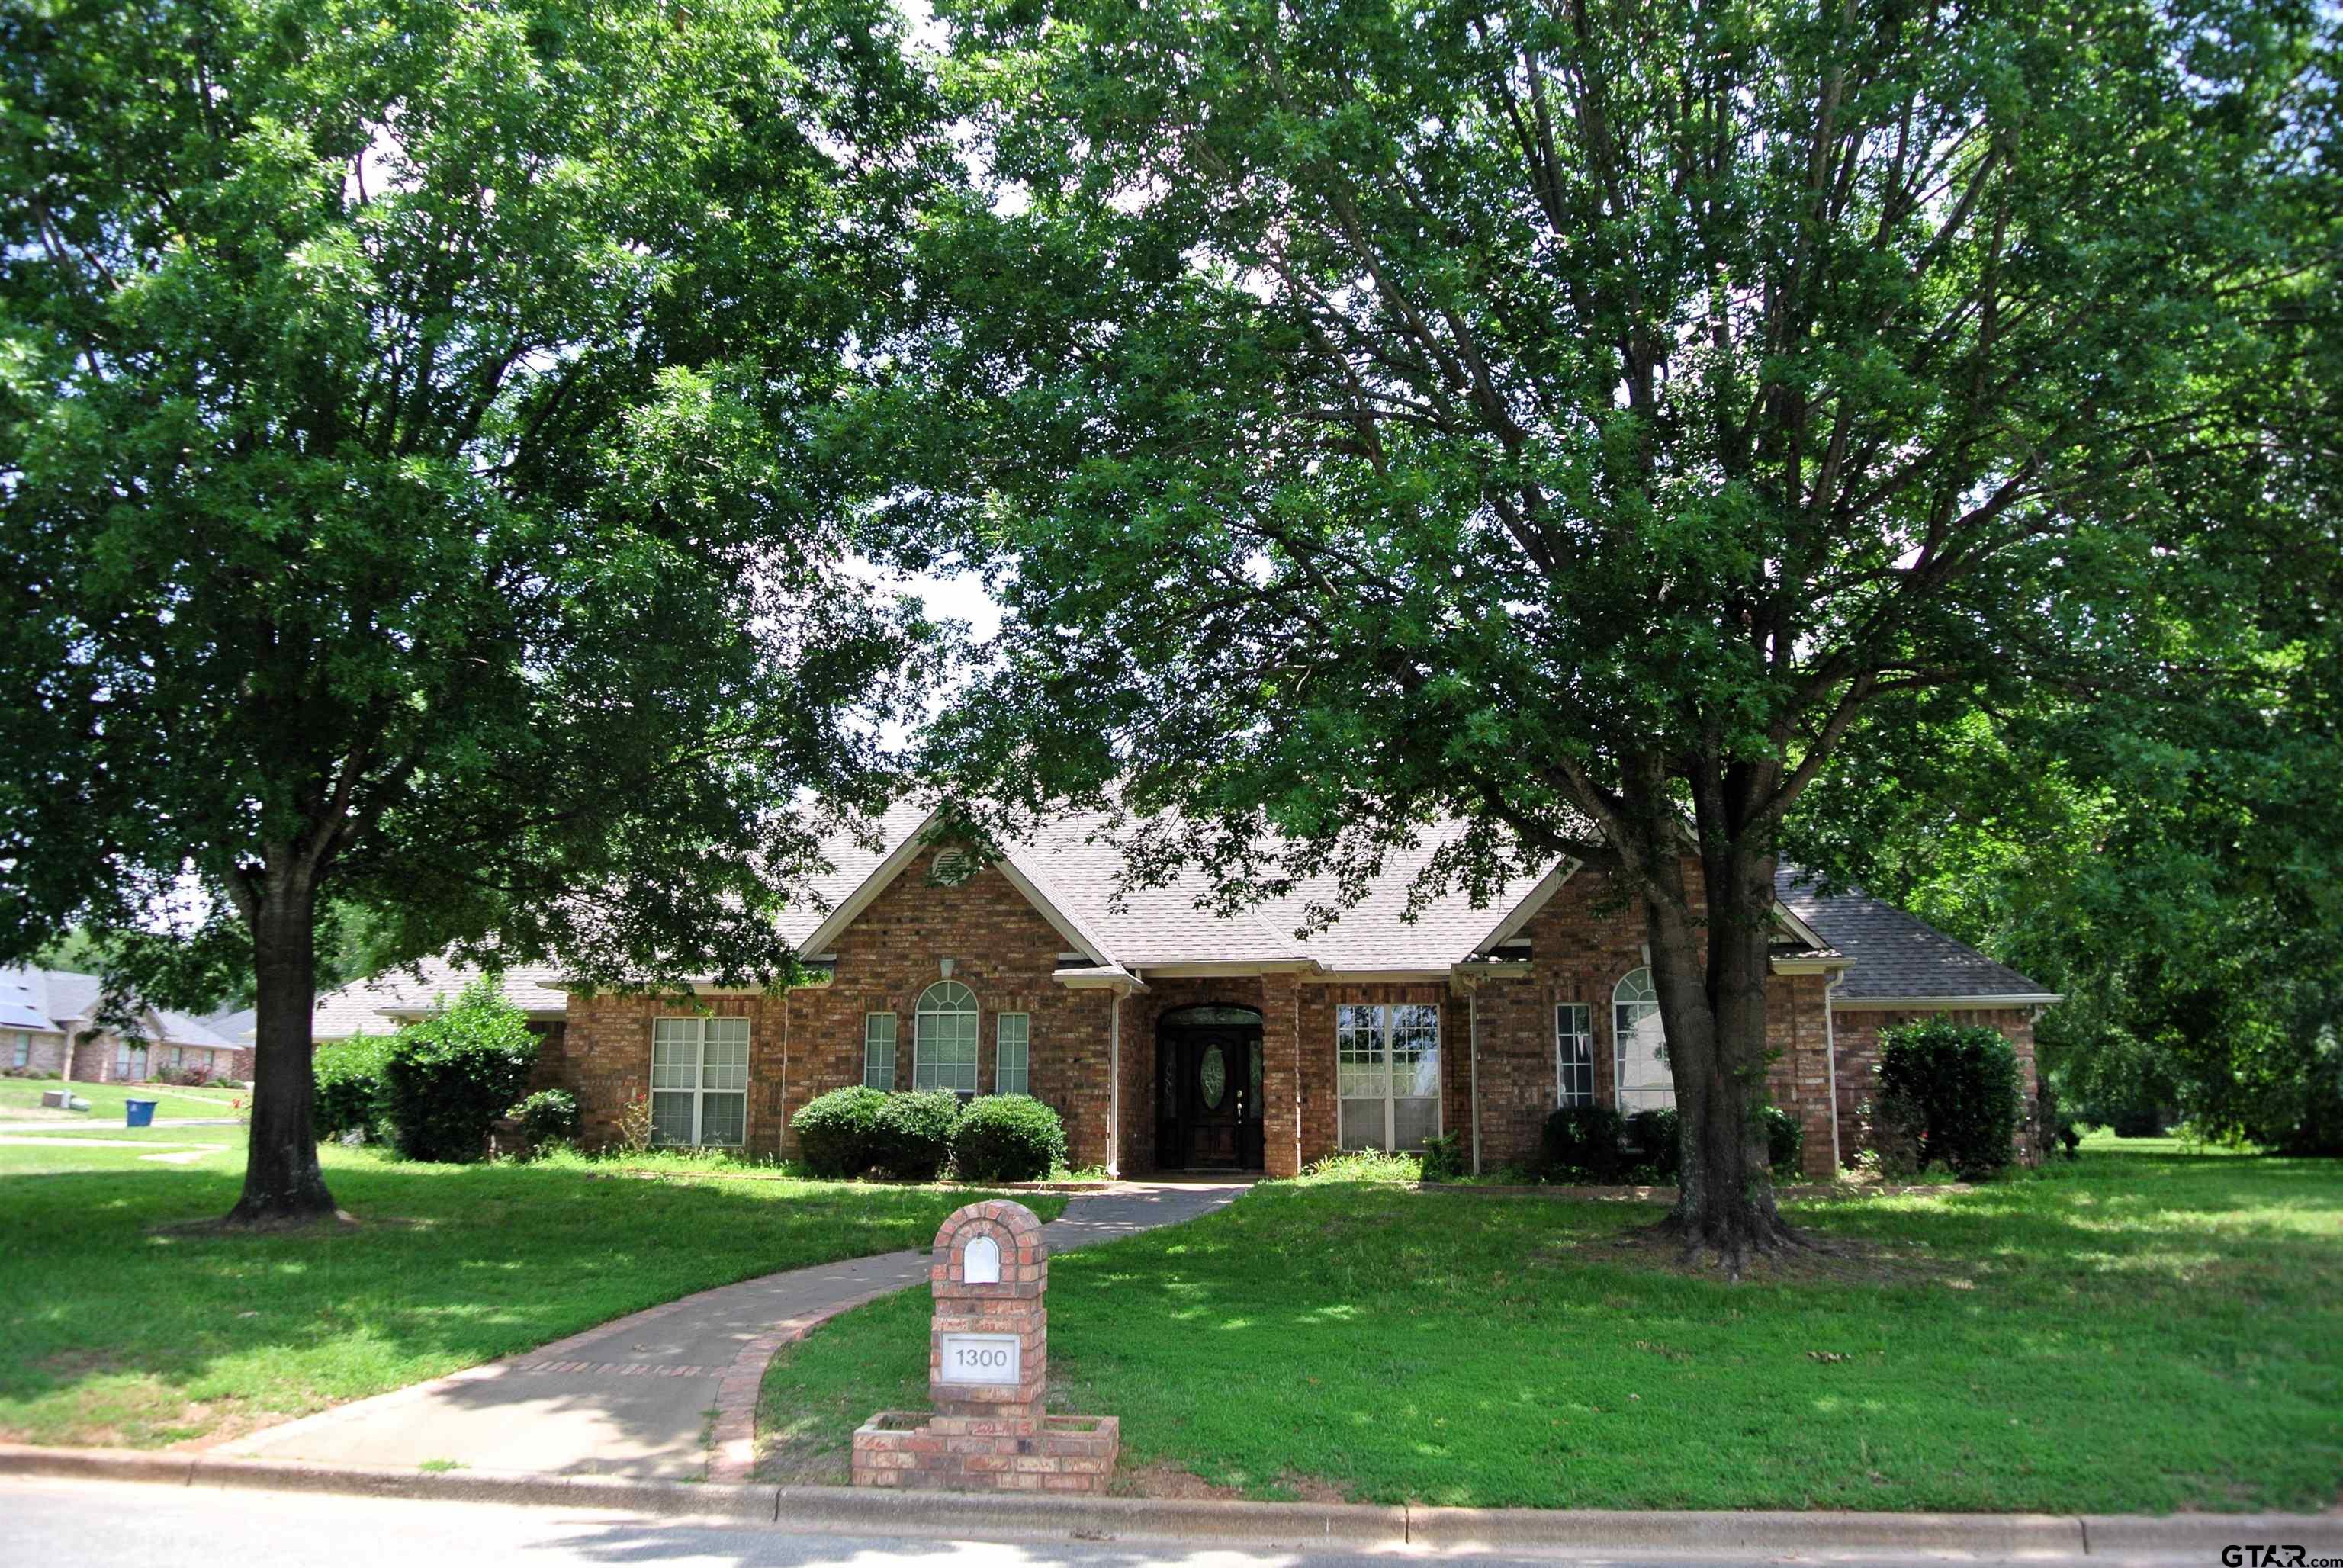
top-left (124, 1098), bottom-right (157, 1129)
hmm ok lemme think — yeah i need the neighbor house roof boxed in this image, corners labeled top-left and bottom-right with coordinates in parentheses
top-left (309, 959), bottom-right (571, 1040)
top-left (1773, 869), bottom-right (2059, 1005)
top-left (0, 966), bottom-right (241, 1049)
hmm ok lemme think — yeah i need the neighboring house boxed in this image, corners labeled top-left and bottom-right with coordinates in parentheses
top-left (0, 966), bottom-right (253, 1082)
top-left (319, 806), bottom-right (2057, 1181)
top-left (307, 958), bottom-right (573, 1096)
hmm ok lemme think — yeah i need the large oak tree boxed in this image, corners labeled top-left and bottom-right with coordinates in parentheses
top-left (899, 0), bottom-right (2336, 1257)
top-left (0, 0), bottom-right (944, 1224)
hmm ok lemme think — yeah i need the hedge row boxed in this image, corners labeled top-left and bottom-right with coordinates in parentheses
top-left (1539, 1100), bottom-right (1805, 1184)
top-left (791, 1087), bottom-right (1069, 1182)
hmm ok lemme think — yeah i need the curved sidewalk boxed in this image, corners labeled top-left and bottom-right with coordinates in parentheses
top-left (221, 1181), bottom-right (1245, 1483)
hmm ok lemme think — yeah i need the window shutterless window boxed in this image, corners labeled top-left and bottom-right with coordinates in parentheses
top-left (995, 1013), bottom-right (1030, 1096)
top-left (863, 1013), bottom-right (897, 1091)
top-left (650, 1017), bottom-right (750, 1147)
top-left (1335, 1003), bottom-right (1441, 1152)
top-left (1612, 969), bottom-right (1673, 1110)
top-left (12, 1032), bottom-right (27, 1068)
top-left (914, 982), bottom-right (979, 1094)
top-left (1555, 1004), bottom-right (1595, 1107)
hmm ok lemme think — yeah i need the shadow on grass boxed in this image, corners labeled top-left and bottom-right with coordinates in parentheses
top-left (0, 1151), bottom-right (1062, 1449)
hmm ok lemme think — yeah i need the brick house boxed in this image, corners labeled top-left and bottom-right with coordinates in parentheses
top-left (317, 807), bottom-right (2056, 1180)
top-left (0, 966), bottom-right (254, 1083)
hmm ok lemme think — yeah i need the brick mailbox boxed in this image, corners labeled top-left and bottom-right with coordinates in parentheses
top-left (850, 1199), bottom-right (1118, 1492)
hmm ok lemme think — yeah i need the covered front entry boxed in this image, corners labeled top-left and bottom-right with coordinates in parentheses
top-left (1155, 1004), bottom-right (1265, 1171)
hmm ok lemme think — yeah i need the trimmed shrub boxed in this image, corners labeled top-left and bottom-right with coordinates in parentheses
top-left (1874, 1017), bottom-right (2026, 1179)
top-left (1419, 1131), bottom-right (1467, 1183)
top-left (380, 977), bottom-right (540, 1162)
top-left (313, 1034), bottom-right (390, 1141)
top-left (1625, 1107), bottom-right (1682, 1181)
top-left (792, 1085), bottom-right (889, 1177)
top-left (1540, 1103), bottom-right (1630, 1182)
top-left (953, 1094), bottom-right (1069, 1182)
top-left (509, 1088), bottom-right (580, 1149)
top-left (1760, 1104), bottom-right (1805, 1178)
top-left (872, 1090), bottom-right (963, 1180)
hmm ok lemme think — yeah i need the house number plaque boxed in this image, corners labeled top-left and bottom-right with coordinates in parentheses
top-left (937, 1332), bottom-right (1021, 1385)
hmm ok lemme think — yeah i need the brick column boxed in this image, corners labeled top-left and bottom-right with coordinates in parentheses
top-left (1258, 972), bottom-right (1302, 1178)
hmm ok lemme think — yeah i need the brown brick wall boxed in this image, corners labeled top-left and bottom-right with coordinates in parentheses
top-left (564, 989), bottom-right (783, 1152)
top-left (1829, 1005), bottom-right (2041, 1164)
top-left (780, 853), bottom-right (1119, 1170)
top-left (1294, 981), bottom-right (1453, 1169)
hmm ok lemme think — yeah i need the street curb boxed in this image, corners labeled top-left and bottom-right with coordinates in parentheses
top-left (772, 1483), bottom-right (1410, 1546)
top-left (9, 1443), bottom-right (2343, 1554)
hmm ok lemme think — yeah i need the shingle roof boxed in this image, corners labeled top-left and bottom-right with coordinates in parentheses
top-left (0, 966), bottom-right (239, 1048)
top-left (783, 806), bottom-right (1551, 975)
top-left (309, 959), bottom-right (571, 1041)
top-left (1774, 869), bottom-right (2056, 1003)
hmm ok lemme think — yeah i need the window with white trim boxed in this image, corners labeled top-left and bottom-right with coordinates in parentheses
top-left (1335, 1003), bottom-right (1441, 1152)
top-left (862, 1013), bottom-right (897, 1090)
top-left (914, 982), bottom-right (979, 1094)
top-left (12, 1033), bottom-right (28, 1068)
top-left (114, 1042), bottom-right (147, 1079)
top-left (1612, 969), bottom-right (1673, 1110)
top-left (651, 1017), bottom-right (750, 1146)
top-left (1555, 1004), bottom-right (1595, 1107)
top-left (995, 1013), bottom-right (1030, 1096)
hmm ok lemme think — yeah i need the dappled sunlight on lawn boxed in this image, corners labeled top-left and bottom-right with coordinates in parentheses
top-left (0, 1139), bottom-right (1064, 1450)
top-left (758, 1144), bottom-right (2341, 1513)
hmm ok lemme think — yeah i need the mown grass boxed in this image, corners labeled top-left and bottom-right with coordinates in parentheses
top-left (0, 1078), bottom-right (246, 1122)
top-left (0, 1134), bottom-right (1063, 1449)
top-left (757, 1138), bottom-right (2341, 1513)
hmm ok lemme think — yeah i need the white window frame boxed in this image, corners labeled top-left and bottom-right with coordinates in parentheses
top-left (1555, 1004), bottom-right (1595, 1107)
top-left (863, 1013), bottom-right (897, 1091)
top-left (115, 1041), bottom-right (148, 1079)
top-left (1612, 969), bottom-right (1674, 1111)
top-left (12, 1033), bottom-right (27, 1068)
top-left (914, 981), bottom-right (980, 1094)
top-left (1334, 1002), bottom-right (1441, 1152)
top-left (650, 1016), bottom-right (750, 1147)
top-left (995, 1012), bottom-right (1030, 1097)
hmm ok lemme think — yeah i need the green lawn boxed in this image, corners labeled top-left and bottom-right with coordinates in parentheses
top-left (0, 1078), bottom-right (246, 1123)
top-left (0, 1134), bottom-right (1064, 1449)
top-left (757, 1139), bottom-right (2341, 1513)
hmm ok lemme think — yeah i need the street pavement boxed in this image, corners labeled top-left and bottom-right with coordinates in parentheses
top-left (221, 1181), bottom-right (1248, 1480)
top-left (0, 1476), bottom-right (2277, 1568)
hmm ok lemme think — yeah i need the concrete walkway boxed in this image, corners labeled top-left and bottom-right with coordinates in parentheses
top-left (222, 1181), bottom-right (1247, 1481)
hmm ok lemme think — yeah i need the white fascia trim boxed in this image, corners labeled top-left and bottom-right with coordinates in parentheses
top-left (793, 809), bottom-right (946, 958)
top-left (1056, 971), bottom-right (1149, 994)
top-left (1769, 957), bottom-right (1855, 975)
top-left (1830, 993), bottom-right (2064, 1010)
top-left (1301, 969), bottom-right (1454, 984)
top-left (1473, 860), bottom-right (1580, 953)
top-left (1771, 901), bottom-right (1830, 950)
top-left (1448, 961), bottom-right (1538, 979)
top-left (1133, 959), bottom-right (1320, 978)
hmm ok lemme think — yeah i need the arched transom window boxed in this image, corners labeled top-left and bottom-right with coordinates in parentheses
top-left (1612, 968), bottom-right (1674, 1111)
top-left (914, 981), bottom-right (980, 1094)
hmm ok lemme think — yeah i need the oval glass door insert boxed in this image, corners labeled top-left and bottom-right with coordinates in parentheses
top-left (1198, 1044), bottom-right (1228, 1110)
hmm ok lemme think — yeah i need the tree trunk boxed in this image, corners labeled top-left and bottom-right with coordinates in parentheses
top-left (224, 870), bottom-right (339, 1227)
top-left (1640, 844), bottom-right (1798, 1266)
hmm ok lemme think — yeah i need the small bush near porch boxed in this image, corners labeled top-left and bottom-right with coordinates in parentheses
top-left (757, 1139), bottom-right (2340, 1512)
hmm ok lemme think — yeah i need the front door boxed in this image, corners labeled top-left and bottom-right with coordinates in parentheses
top-left (1156, 1007), bottom-right (1265, 1171)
